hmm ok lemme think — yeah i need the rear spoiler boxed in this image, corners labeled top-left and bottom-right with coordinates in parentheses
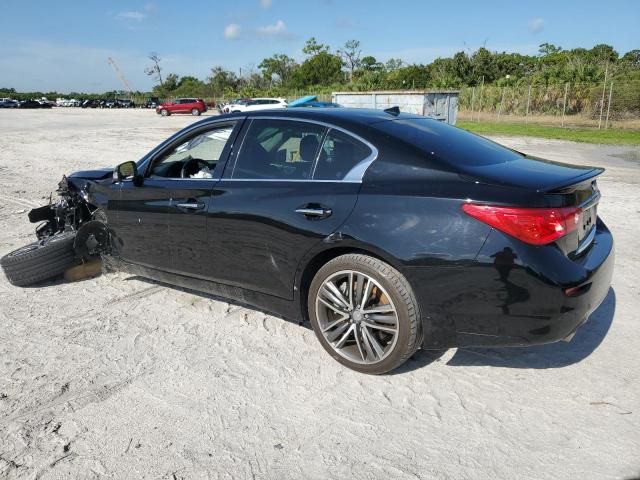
top-left (541, 167), bottom-right (604, 193)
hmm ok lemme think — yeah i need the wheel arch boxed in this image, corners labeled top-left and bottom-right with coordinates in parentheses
top-left (295, 243), bottom-right (401, 324)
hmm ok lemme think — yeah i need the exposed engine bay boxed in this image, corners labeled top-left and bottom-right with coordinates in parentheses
top-left (27, 175), bottom-right (110, 258)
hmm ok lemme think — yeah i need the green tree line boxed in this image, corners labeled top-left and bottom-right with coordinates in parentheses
top-left (3, 39), bottom-right (639, 112)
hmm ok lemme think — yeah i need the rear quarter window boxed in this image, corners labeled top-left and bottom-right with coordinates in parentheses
top-left (314, 129), bottom-right (372, 181)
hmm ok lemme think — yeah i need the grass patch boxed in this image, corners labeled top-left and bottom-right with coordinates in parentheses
top-left (457, 121), bottom-right (640, 146)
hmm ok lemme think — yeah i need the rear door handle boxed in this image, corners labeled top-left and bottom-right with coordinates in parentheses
top-left (295, 207), bottom-right (332, 218)
top-left (176, 202), bottom-right (205, 210)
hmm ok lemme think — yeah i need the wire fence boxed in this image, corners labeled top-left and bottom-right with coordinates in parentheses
top-left (120, 83), bottom-right (640, 130)
top-left (458, 81), bottom-right (640, 129)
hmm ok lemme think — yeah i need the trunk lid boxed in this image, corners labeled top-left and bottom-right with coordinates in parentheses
top-left (459, 154), bottom-right (603, 193)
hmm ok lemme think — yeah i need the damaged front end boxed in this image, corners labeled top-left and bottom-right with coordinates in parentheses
top-left (2, 172), bottom-right (113, 287)
top-left (28, 175), bottom-right (110, 258)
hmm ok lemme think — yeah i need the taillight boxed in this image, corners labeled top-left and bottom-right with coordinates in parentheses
top-left (462, 204), bottom-right (581, 245)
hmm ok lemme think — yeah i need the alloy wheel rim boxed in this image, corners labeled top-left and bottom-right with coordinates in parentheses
top-left (315, 270), bottom-right (399, 365)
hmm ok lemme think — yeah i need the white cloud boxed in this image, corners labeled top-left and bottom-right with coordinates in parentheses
top-left (256, 19), bottom-right (293, 38)
top-left (259, 0), bottom-right (272, 8)
top-left (117, 10), bottom-right (146, 21)
top-left (224, 23), bottom-right (241, 39)
top-left (528, 17), bottom-right (544, 33)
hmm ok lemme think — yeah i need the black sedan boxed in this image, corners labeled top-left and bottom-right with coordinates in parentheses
top-left (1, 108), bottom-right (614, 374)
top-left (18, 100), bottom-right (49, 109)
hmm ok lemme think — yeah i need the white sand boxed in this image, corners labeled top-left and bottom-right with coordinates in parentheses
top-left (0, 109), bottom-right (638, 479)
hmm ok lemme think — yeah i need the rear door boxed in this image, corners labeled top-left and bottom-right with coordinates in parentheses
top-left (177, 99), bottom-right (190, 113)
top-left (205, 117), bottom-right (377, 299)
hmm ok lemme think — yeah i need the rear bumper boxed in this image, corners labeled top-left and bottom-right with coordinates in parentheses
top-left (410, 219), bottom-right (614, 349)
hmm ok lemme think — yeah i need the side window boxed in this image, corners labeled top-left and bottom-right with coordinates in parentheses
top-left (313, 129), bottom-right (373, 180)
top-left (149, 124), bottom-right (235, 179)
top-left (233, 120), bottom-right (325, 180)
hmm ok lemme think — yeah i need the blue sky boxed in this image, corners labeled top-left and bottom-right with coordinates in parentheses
top-left (0, 0), bottom-right (638, 92)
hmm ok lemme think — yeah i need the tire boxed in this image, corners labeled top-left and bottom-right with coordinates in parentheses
top-left (191, 108), bottom-right (201, 116)
top-left (160, 109), bottom-right (169, 117)
top-left (308, 254), bottom-right (421, 374)
top-left (1, 232), bottom-right (77, 287)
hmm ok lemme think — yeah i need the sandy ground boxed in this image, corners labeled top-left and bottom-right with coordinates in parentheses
top-left (0, 109), bottom-right (639, 480)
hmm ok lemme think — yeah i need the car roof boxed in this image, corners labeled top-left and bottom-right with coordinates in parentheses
top-left (238, 107), bottom-right (425, 125)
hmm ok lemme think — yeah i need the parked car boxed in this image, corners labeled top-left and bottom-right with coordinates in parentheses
top-left (294, 101), bottom-right (341, 108)
top-left (0, 108), bottom-right (614, 374)
top-left (156, 98), bottom-right (207, 116)
top-left (144, 97), bottom-right (161, 108)
top-left (223, 97), bottom-right (287, 113)
top-left (81, 99), bottom-right (101, 108)
top-left (289, 95), bottom-right (342, 108)
top-left (18, 100), bottom-right (45, 109)
top-left (117, 99), bottom-right (135, 108)
top-left (59, 99), bottom-right (80, 107)
top-left (0, 98), bottom-right (19, 108)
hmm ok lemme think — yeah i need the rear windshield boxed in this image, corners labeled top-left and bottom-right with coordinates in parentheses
top-left (379, 118), bottom-right (523, 166)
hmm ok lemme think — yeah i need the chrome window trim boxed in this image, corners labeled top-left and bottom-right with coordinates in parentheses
top-left (230, 115), bottom-right (378, 183)
top-left (221, 178), bottom-right (360, 183)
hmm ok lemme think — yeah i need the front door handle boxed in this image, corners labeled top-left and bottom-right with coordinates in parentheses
top-left (176, 202), bottom-right (205, 210)
top-left (295, 207), bottom-right (332, 218)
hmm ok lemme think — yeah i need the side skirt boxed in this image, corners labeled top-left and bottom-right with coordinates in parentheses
top-left (105, 257), bottom-right (304, 325)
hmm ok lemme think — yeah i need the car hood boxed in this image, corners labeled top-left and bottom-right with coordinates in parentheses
top-left (68, 167), bottom-right (113, 180)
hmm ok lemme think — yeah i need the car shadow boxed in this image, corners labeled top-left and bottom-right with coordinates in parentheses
top-left (445, 287), bottom-right (616, 369)
top-left (124, 275), bottom-right (312, 330)
top-left (390, 348), bottom-right (448, 375)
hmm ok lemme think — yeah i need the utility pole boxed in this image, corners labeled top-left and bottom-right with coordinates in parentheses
top-left (477, 76), bottom-right (485, 122)
top-left (561, 83), bottom-right (569, 128)
top-left (525, 84), bottom-right (532, 124)
top-left (605, 81), bottom-right (614, 129)
top-left (598, 64), bottom-right (608, 129)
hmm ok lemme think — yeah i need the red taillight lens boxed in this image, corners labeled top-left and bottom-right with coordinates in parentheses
top-left (462, 204), bottom-right (581, 245)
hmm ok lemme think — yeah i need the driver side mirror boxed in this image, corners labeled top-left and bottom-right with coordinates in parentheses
top-left (113, 161), bottom-right (142, 185)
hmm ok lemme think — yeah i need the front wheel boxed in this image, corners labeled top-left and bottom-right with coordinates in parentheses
top-left (160, 108), bottom-right (169, 116)
top-left (1, 232), bottom-right (77, 286)
top-left (191, 108), bottom-right (201, 116)
top-left (308, 254), bottom-right (421, 374)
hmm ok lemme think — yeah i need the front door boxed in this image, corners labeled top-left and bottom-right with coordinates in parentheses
top-left (111, 120), bottom-right (241, 275)
top-left (111, 177), bottom-right (173, 270)
top-left (206, 118), bottom-right (375, 299)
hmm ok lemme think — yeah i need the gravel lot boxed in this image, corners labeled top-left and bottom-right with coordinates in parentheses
top-left (1, 109), bottom-right (639, 479)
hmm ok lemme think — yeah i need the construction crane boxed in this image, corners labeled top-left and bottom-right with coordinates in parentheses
top-left (107, 57), bottom-right (134, 98)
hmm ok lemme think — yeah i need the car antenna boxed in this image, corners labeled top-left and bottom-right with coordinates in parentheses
top-left (384, 106), bottom-right (400, 116)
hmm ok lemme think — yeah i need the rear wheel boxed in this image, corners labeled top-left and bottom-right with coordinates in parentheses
top-left (308, 254), bottom-right (421, 374)
top-left (1, 232), bottom-right (77, 287)
top-left (191, 108), bottom-right (201, 116)
top-left (160, 108), bottom-right (169, 116)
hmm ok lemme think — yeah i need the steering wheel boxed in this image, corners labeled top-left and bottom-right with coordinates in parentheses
top-left (180, 157), bottom-right (209, 178)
